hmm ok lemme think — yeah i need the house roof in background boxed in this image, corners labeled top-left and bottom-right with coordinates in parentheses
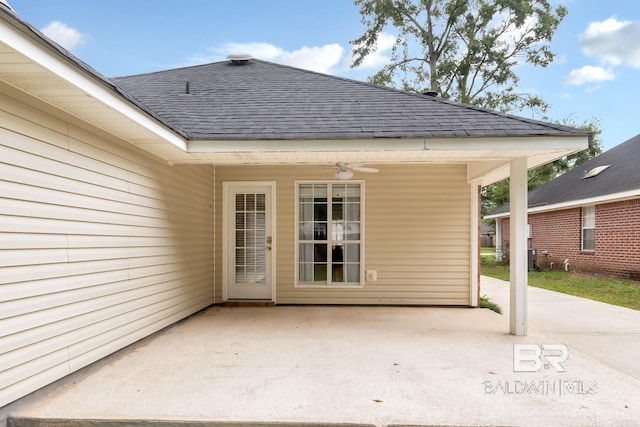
top-left (111, 59), bottom-right (585, 141)
top-left (487, 133), bottom-right (640, 217)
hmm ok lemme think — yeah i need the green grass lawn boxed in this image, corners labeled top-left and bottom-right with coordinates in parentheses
top-left (480, 248), bottom-right (640, 311)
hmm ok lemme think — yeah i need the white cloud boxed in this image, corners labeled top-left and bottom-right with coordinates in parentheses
top-left (218, 42), bottom-right (285, 61)
top-left (579, 17), bottom-right (640, 68)
top-left (278, 44), bottom-right (344, 74)
top-left (188, 32), bottom-right (396, 76)
top-left (583, 17), bottom-right (628, 39)
top-left (190, 42), bottom-right (345, 74)
top-left (563, 65), bottom-right (615, 86)
top-left (41, 21), bottom-right (86, 52)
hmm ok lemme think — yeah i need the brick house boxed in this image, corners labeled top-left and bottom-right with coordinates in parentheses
top-left (486, 134), bottom-right (640, 280)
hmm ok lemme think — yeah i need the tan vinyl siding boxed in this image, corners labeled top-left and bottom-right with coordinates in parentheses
top-left (0, 91), bottom-right (215, 407)
top-left (215, 164), bottom-right (471, 306)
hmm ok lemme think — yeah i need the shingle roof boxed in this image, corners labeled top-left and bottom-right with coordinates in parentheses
top-left (488, 133), bottom-right (640, 216)
top-left (111, 59), bottom-right (584, 141)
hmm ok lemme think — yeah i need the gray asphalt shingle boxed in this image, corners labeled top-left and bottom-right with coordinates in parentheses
top-left (111, 59), bottom-right (583, 141)
top-left (488, 133), bottom-right (640, 215)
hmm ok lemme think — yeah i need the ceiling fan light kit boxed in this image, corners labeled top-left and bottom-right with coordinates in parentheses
top-left (334, 162), bottom-right (378, 180)
top-left (335, 170), bottom-right (354, 180)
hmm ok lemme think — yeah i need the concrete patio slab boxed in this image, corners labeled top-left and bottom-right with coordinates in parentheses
top-left (4, 279), bottom-right (640, 426)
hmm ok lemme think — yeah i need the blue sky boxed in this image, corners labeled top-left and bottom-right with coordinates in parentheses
top-left (6, 0), bottom-right (640, 150)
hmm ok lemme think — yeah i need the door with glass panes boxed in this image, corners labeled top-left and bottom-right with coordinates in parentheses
top-left (224, 182), bottom-right (274, 300)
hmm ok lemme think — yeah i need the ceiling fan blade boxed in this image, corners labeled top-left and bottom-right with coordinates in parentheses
top-left (350, 166), bottom-right (379, 173)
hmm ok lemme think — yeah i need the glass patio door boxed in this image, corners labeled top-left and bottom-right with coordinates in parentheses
top-left (224, 183), bottom-right (274, 300)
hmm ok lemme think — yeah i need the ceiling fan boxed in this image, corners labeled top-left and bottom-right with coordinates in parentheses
top-left (335, 162), bottom-right (379, 180)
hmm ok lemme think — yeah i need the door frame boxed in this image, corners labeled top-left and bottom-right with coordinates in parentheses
top-left (222, 181), bottom-right (277, 302)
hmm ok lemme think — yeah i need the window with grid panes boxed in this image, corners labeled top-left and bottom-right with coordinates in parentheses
top-left (582, 206), bottom-right (595, 251)
top-left (297, 183), bottom-right (362, 286)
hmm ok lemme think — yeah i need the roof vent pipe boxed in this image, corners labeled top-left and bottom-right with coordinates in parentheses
top-left (227, 53), bottom-right (253, 65)
top-left (423, 90), bottom-right (439, 97)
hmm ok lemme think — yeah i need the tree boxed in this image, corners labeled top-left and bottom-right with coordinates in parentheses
top-left (350, 0), bottom-right (601, 214)
top-left (351, 0), bottom-right (567, 113)
top-left (481, 117), bottom-right (603, 214)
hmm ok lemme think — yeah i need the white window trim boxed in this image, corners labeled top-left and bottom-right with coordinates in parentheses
top-left (294, 180), bottom-right (365, 288)
top-left (581, 205), bottom-right (595, 252)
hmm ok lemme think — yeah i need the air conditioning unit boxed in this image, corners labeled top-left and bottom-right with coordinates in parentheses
top-left (528, 248), bottom-right (537, 271)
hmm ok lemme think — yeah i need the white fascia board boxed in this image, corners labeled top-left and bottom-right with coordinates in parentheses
top-left (188, 138), bottom-right (427, 152)
top-left (0, 18), bottom-right (187, 151)
top-left (189, 135), bottom-right (588, 154)
top-left (484, 188), bottom-right (640, 220)
top-left (424, 135), bottom-right (588, 151)
top-left (527, 189), bottom-right (640, 214)
top-left (483, 212), bottom-right (511, 220)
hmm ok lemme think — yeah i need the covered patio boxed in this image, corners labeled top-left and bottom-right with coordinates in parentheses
top-left (7, 285), bottom-right (640, 427)
top-left (1, 3), bottom-right (590, 410)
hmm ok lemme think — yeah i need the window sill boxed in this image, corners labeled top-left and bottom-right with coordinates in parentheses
top-left (580, 250), bottom-right (596, 255)
top-left (295, 283), bottom-right (365, 289)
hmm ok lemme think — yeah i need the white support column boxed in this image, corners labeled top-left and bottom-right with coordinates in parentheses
top-left (470, 181), bottom-right (480, 307)
top-left (510, 158), bottom-right (528, 336)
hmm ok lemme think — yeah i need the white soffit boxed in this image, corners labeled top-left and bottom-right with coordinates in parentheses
top-left (188, 136), bottom-right (587, 154)
top-left (177, 136), bottom-right (587, 186)
top-left (173, 147), bottom-right (576, 164)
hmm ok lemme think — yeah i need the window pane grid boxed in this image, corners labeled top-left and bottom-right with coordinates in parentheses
top-left (582, 206), bottom-right (595, 251)
top-left (298, 183), bottom-right (361, 286)
top-left (235, 193), bottom-right (266, 285)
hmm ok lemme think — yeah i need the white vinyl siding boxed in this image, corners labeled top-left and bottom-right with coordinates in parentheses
top-left (215, 164), bottom-right (471, 306)
top-left (0, 91), bottom-right (215, 407)
top-left (582, 205), bottom-right (595, 251)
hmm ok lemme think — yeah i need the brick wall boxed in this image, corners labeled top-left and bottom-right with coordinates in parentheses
top-left (500, 198), bottom-right (640, 280)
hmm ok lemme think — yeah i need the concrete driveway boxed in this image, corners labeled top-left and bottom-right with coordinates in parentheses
top-left (4, 277), bottom-right (640, 427)
top-left (481, 275), bottom-right (640, 382)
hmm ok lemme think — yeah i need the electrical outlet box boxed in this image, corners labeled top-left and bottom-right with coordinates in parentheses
top-left (366, 270), bottom-right (377, 281)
